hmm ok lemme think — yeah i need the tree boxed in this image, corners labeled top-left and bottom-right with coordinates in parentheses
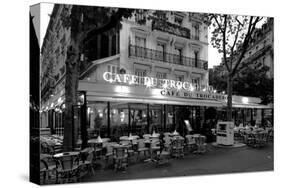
top-left (233, 66), bottom-right (273, 104)
top-left (209, 14), bottom-right (262, 121)
top-left (61, 5), bottom-right (136, 151)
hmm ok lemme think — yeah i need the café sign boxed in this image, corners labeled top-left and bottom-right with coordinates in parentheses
top-left (103, 71), bottom-right (226, 100)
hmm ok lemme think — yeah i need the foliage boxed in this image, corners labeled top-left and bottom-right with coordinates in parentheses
top-left (209, 13), bottom-right (263, 120)
top-left (233, 66), bottom-right (273, 104)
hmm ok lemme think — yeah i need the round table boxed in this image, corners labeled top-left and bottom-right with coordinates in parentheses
top-left (88, 138), bottom-right (110, 144)
top-left (53, 152), bottom-right (80, 158)
top-left (119, 135), bottom-right (139, 141)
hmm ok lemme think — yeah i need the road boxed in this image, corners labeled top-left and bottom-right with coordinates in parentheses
top-left (81, 142), bottom-right (273, 182)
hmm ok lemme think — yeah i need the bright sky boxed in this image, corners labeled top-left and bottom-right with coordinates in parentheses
top-left (30, 3), bottom-right (54, 47)
top-left (33, 3), bottom-right (266, 68)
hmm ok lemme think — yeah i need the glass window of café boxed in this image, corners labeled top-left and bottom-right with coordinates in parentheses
top-left (87, 101), bottom-right (108, 138)
top-left (149, 104), bottom-right (164, 134)
top-left (110, 102), bottom-right (130, 138)
top-left (130, 103), bottom-right (148, 135)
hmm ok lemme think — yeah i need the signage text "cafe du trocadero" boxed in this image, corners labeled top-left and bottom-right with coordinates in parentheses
top-left (103, 72), bottom-right (227, 101)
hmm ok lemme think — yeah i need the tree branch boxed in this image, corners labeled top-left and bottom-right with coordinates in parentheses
top-left (211, 14), bottom-right (224, 33)
top-left (222, 14), bottom-right (231, 72)
top-left (229, 21), bottom-right (241, 66)
top-left (231, 16), bottom-right (260, 76)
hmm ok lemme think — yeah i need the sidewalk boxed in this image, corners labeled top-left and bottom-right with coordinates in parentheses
top-left (81, 142), bottom-right (273, 182)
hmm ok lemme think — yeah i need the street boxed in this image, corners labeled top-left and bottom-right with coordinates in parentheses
top-left (81, 143), bottom-right (273, 182)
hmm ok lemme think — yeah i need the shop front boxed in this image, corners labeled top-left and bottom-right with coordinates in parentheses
top-left (77, 71), bottom-right (227, 140)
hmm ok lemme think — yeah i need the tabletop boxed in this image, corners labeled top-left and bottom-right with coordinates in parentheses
top-left (88, 138), bottom-right (110, 144)
top-left (119, 135), bottom-right (139, 141)
top-left (53, 151), bottom-right (80, 158)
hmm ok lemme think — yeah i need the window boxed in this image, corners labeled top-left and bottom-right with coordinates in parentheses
top-left (192, 24), bottom-right (200, 40)
top-left (135, 69), bottom-right (147, 85)
top-left (175, 75), bottom-right (184, 82)
top-left (135, 36), bottom-right (146, 47)
top-left (156, 72), bottom-right (167, 79)
top-left (135, 10), bottom-right (146, 24)
top-left (174, 14), bottom-right (183, 25)
top-left (157, 42), bottom-right (166, 61)
top-left (107, 65), bottom-right (119, 74)
top-left (175, 47), bottom-right (183, 64)
top-left (192, 77), bottom-right (200, 90)
top-left (135, 36), bottom-right (146, 57)
top-left (194, 51), bottom-right (199, 67)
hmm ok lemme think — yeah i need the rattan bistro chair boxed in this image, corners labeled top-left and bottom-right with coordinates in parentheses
top-left (137, 139), bottom-right (150, 161)
top-left (171, 137), bottom-right (184, 158)
top-left (113, 146), bottom-right (128, 172)
top-left (194, 135), bottom-right (207, 154)
top-left (40, 159), bottom-right (49, 184)
top-left (55, 154), bottom-right (81, 183)
top-left (185, 135), bottom-right (196, 152)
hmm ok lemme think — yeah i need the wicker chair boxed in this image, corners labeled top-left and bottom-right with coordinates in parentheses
top-left (55, 154), bottom-right (81, 183)
top-left (113, 146), bottom-right (128, 172)
top-left (171, 138), bottom-right (184, 158)
top-left (185, 135), bottom-right (196, 152)
top-left (137, 139), bottom-right (150, 161)
top-left (194, 135), bottom-right (206, 154)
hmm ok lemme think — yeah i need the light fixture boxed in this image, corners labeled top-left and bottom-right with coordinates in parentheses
top-left (242, 97), bottom-right (249, 104)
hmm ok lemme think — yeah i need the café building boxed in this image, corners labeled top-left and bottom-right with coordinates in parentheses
top-left (40, 9), bottom-right (272, 139)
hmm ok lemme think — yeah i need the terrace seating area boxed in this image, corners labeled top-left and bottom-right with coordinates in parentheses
top-left (40, 126), bottom-right (273, 184)
top-left (238, 127), bottom-right (273, 148)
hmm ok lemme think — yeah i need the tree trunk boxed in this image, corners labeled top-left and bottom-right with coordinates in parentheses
top-left (63, 41), bottom-right (80, 152)
top-left (226, 75), bottom-right (233, 121)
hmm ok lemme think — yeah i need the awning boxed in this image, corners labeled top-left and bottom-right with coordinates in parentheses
top-left (86, 94), bottom-right (224, 107)
top-left (224, 102), bottom-right (272, 109)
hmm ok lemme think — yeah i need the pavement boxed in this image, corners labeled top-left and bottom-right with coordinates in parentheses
top-left (80, 142), bottom-right (274, 183)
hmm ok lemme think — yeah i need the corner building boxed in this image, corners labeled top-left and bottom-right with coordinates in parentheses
top-left (40, 5), bottom-right (271, 141)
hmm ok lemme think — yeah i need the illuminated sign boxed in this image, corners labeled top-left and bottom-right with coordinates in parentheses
top-left (103, 72), bottom-right (211, 92)
top-left (102, 72), bottom-right (226, 100)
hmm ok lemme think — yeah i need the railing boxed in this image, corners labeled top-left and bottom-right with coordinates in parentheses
top-left (129, 45), bottom-right (208, 70)
top-left (191, 34), bottom-right (200, 41)
top-left (152, 19), bottom-right (190, 39)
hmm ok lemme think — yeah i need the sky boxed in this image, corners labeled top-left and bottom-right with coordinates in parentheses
top-left (32, 3), bottom-right (266, 68)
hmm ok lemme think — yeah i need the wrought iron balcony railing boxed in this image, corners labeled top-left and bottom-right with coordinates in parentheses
top-left (129, 45), bottom-right (208, 70)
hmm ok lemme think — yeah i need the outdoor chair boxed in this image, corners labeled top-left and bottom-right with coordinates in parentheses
top-left (194, 135), bottom-right (207, 154)
top-left (163, 136), bottom-right (171, 151)
top-left (41, 142), bottom-right (50, 154)
top-left (79, 148), bottom-right (95, 177)
top-left (137, 139), bottom-right (150, 161)
top-left (104, 143), bottom-right (115, 167)
top-left (55, 154), bottom-right (81, 183)
top-left (171, 138), bottom-right (184, 158)
top-left (245, 133), bottom-right (256, 146)
top-left (120, 140), bottom-right (136, 162)
top-left (89, 142), bottom-right (103, 160)
top-left (185, 135), bottom-right (196, 152)
top-left (253, 132), bottom-right (268, 148)
top-left (150, 139), bottom-right (161, 161)
top-left (113, 146), bottom-right (128, 172)
top-left (40, 159), bottom-right (48, 184)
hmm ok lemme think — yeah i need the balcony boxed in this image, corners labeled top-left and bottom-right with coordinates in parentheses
top-left (151, 19), bottom-right (190, 39)
top-left (129, 45), bottom-right (208, 70)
